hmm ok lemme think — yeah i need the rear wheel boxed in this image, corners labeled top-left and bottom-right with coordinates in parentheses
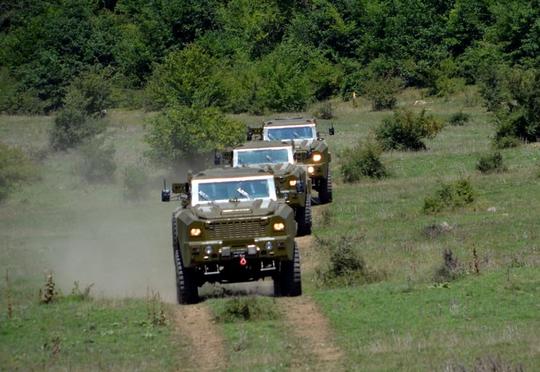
top-left (295, 194), bottom-right (312, 236)
top-left (318, 171), bottom-right (333, 204)
top-left (273, 242), bottom-right (302, 297)
top-left (172, 215), bottom-right (199, 304)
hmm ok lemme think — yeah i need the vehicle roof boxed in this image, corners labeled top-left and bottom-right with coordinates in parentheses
top-left (192, 167), bottom-right (271, 180)
top-left (263, 117), bottom-right (317, 127)
top-left (233, 141), bottom-right (293, 150)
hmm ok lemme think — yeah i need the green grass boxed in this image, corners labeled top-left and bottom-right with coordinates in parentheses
top-left (313, 268), bottom-right (539, 370)
top-left (1, 89), bottom-right (539, 370)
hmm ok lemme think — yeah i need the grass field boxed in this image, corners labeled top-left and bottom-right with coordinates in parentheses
top-left (1, 89), bottom-right (539, 370)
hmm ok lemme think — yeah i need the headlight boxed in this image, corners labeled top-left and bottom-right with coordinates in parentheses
top-left (272, 222), bottom-right (285, 231)
top-left (308, 166), bottom-right (315, 174)
top-left (288, 179), bottom-right (297, 187)
top-left (189, 227), bottom-right (202, 237)
top-left (312, 153), bottom-right (322, 162)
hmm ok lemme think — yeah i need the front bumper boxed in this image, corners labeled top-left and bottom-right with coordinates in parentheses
top-left (185, 235), bottom-right (293, 265)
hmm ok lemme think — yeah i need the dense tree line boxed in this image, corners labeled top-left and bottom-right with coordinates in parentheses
top-left (0, 0), bottom-right (538, 114)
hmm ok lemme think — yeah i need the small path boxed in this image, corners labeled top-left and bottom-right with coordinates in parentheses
top-left (278, 296), bottom-right (344, 370)
top-left (173, 304), bottom-right (226, 371)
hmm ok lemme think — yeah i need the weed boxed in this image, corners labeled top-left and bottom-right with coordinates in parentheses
top-left (423, 221), bottom-right (454, 239)
top-left (476, 152), bottom-right (506, 173)
top-left (214, 297), bottom-right (278, 323)
top-left (448, 111), bottom-right (471, 126)
top-left (5, 269), bottom-right (13, 319)
top-left (341, 140), bottom-right (387, 182)
top-left (375, 109), bottom-right (443, 151)
top-left (315, 235), bottom-right (384, 287)
top-left (146, 290), bottom-right (167, 327)
top-left (0, 143), bottom-right (37, 202)
top-left (320, 207), bottom-right (333, 226)
top-left (39, 273), bottom-right (58, 304)
top-left (364, 77), bottom-right (403, 111)
top-left (68, 281), bottom-right (94, 301)
top-left (447, 355), bottom-right (524, 371)
top-left (434, 248), bottom-right (463, 283)
top-left (472, 247), bottom-right (480, 275)
top-left (423, 178), bottom-right (475, 214)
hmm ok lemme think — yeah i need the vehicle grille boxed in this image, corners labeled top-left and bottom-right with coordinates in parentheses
top-left (206, 219), bottom-right (267, 240)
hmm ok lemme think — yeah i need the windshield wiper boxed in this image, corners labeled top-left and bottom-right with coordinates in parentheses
top-left (236, 187), bottom-right (251, 199)
top-left (198, 190), bottom-right (210, 201)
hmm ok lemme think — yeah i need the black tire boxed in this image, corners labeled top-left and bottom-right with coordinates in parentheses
top-left (172, 215), bottom-right (199, 304)
top-left (273, 242), bottom-right (302, 297)
top-left (295, 194), bottom-right (312, 236)
top-left (318, 171), bottom-right (333, 204)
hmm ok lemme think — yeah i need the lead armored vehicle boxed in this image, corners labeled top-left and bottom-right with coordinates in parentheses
top-left (217, 141), bottom-right (312, 236)
top-left (162, 167), bottom-right (301, 304)
top-left (247, 118), bottom-right (334, 204)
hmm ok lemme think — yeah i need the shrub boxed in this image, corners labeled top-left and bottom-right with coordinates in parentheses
top-left (315, 235), bottom-right (384, 287)
top-left (476, 152), bottom-right (506, 173)
top-left (375, 109), bottom-right (443, 151)
top-left (448, 111), bottom-right (471, 126)
top-left (364, 77), bottom-right (403, 111)
top-left (0, 143), bottom-right (37, 202)
top-left (423, 178), bottom-right (475, 214)
top-left (123, 165), bottom-right (148, 201)
top-left (312, 101), bottom-right (334, 119)
top-left (341, 141), bottom-right (387, 183)
top-left (77, 137), bottom-right (116, 183)
top-left (146, 105), bottom-right (244, 164)
top-left (434, 248), bottom-right (463, 283)
top-left (214, 297), bottom-right (278, 323)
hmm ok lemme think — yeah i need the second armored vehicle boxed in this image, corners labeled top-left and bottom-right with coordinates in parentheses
top-left (248, 118), bottom-right (334, 204)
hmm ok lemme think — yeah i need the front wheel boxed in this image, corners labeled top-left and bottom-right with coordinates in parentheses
top-left (172, 215), bottom-right (199, 304)
top-left (273, 242), bottom-right (302, 297)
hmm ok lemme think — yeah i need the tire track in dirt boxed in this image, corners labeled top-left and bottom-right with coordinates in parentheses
top-left (277, 233), bottom-right (344, 370)
top-left (173, 304), bottom-right (226, 371)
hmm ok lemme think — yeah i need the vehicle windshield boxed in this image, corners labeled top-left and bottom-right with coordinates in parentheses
top-left (235, 148), bottom-right (290, 166)
top-left (193, 177), bottom-right (275, 204)
top-left (265, 125), bottom-right (315, 140)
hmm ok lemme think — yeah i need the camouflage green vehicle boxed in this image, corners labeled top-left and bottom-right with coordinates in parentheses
top-left (161, 167), bottom-right (301, 304)
top-left (217, 141), bottom-right (312, 236)
top-left (247, 118), bottom-right (334, 204)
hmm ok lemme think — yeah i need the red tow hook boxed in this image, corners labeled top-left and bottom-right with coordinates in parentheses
top-left (239, 256), bottom-right (247, 266)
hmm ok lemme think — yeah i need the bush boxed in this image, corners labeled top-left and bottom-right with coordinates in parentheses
top-left (476, 152), bottom-right (506, 173)
top-left (0, 143), bottom-right (37, 202)
top-left (77, 137), bottom-right (116, 183)
top-left (123, 165), bottom-right (148, 201)
top-left (423, 178), bottom-right (475, 214)
top-left (434, 248), bottom-right (463, 283)
top-left (146, 105), bottom-right (244, 164)
top-left (341, 141), bottom-right (387, 183)
top-left (312, 101), bottom-right (334, 119)
top-left (448, 111), bottom-right (471, 126)
top-left (375, 109), bottom-right (443, 151)
top-left (315, 235), bottom-right (384, 288)
top-left (213, 297), bottom-right (278, 323)
top-left (364, 77), bottom-right (403, 111)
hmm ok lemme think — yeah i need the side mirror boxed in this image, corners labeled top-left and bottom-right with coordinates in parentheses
top-left (161, 189), bottom-right (171, 202)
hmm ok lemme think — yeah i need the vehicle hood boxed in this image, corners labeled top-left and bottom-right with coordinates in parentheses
top-left (192, 199), bottom-right (279, 219)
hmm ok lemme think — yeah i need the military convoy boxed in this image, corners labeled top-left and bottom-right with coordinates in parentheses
top-left (162, 117), bottom-right (334, 304)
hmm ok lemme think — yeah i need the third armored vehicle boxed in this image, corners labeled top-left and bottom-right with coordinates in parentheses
top-left (162, 167), bottom-right (301, 304)
top-left (247, 118), bottom-right (334, 204)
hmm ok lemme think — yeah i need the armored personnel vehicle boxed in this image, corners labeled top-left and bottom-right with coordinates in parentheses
top-left (162, 167), bottom-right (301, 304)
top-left (217, 141), bottom-right (312, 236)
top-left (247, 118), bottom-right (334, 204)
